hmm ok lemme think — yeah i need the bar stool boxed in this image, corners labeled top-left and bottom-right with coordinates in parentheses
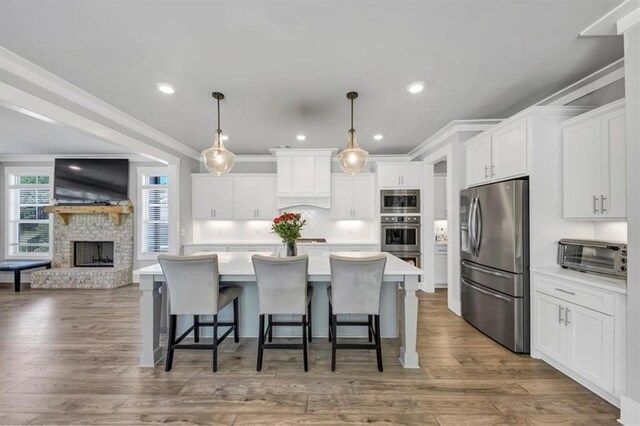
top-left (327, 254), bottom-right (387, 372)
top-left (252, 254), bottom-right (312, 372)
top-left (158, 254), bottom-right (241, 373)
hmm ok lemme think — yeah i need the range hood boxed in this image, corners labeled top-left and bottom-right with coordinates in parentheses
top-left (270, 148), bottom-right (338, 209)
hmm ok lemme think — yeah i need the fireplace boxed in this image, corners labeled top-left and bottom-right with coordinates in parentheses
top-left (74, 241), bottom-right (114, 267)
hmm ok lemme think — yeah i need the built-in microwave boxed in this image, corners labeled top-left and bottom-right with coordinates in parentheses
top-left (380, 190), bottom-right (420, 214)
top-left (558, 239), bottom-right (627, 278)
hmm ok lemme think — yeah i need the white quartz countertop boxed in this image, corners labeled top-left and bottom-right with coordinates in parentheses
top-left (183, 240), bottom-right (379, 246)
top-left (134, 251), bottom-right (422, 279)
top-left (531, 266), bottom-right (626, 295)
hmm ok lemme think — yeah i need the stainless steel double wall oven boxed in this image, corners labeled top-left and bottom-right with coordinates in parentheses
top-left (380, 189), bottom-right (421, 268)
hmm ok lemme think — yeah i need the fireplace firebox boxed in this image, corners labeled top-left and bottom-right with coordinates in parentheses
top-left (74, 241), bottom-right (114, 267)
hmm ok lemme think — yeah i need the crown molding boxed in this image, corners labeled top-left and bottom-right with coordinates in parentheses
top-left (0, 153), bottom-right (151, 163)
top-left (408, 120), bottom-right (502, 160)
top-left (581, 0), bottom-right (640, 36)
top-left (0, 46), bottom-right (201, 161)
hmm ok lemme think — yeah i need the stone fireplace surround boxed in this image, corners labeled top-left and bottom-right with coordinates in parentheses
top-left (32, 213), bottom-right (133, 289)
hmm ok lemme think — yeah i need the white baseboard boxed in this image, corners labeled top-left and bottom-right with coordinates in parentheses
top-left (620, 395), bottom-right (640, 425)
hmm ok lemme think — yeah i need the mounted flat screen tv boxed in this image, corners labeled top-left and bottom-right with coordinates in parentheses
top-left (54, 159), bottom-right (129, 204)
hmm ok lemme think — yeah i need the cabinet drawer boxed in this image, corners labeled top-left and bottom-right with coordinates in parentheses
top-left (435, 246), bottom-right (448, 254)
top-left (534, 274), bottom-right (614, 315)
top-left (184, 245), bottom-right (228, 255)
top-left (333, 245), bottom-right (378, 252)
top-left (228, 245), bottom-right (277, 253)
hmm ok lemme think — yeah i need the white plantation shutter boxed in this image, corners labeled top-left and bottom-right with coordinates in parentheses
top-left (6, 170), bottom-right (52, 257)
top-left (140, 172), bottom-right (169, 256)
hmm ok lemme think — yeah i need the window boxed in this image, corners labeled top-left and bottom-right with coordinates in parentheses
top-left (138, 168), bottom-right (169, 258)
top-left (5, 168), bottom-right (53, 258)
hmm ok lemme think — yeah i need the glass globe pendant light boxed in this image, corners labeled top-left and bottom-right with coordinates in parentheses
top-left (202, 92), bottom-right (236, 175)
top-left (337, 91), bottom-right (369, 175)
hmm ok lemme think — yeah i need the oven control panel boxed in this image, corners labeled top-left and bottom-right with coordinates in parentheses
top-left (381, 216), bottom-right (420, 224)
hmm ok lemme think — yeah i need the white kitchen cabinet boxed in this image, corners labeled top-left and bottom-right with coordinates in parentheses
top-left (533, 291), bottom-right (566, 365)
top-left (228, 245), bottom-right (278, 253)
top-left (275, 150), bottom-right (332, 197)
top-left (192, 175), bottom-right (234, 220)
top-left (183, 244), bottom-right (228, 255)
top-left (434, 251), bottom-right (447, 287)
top-left (331, 174), bottom-right (375, 219)
top-left (434, 175), bottom-right (447, 219)
top-left (377, 163), bottom-right (422, 189)
top-left (562, 101), bottom-right (626, 219)
top-left (234, 176), bottom-right (277, 219)
top-left (465, 134), bottom-right (492, 187)
top-left (331, 244), bottom-right (378, 252)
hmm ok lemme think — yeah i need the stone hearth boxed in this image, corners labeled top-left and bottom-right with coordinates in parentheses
top-left (32, 212), bottom-right (133, 289)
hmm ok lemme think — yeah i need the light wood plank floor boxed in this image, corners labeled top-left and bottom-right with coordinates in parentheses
top-left (0, 285), bottom-right (619, 425)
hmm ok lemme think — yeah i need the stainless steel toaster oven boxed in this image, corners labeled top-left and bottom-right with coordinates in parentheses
top-left (558, 239), bottom-right (627, 278)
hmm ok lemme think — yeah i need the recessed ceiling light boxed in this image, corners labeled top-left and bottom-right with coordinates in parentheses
top-left (296, 134), bottom-right (306, 141)
top-left (373, 134), bottom-right (384, 141)
top-left (156, 82), bottom-right (175, 94)
top-left (407, 82), bottom-right (425, 94)
top-left (222, 135), bottom-right (229, 141)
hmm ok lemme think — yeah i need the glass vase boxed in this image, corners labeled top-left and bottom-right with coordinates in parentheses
top-left (285, 241), bottom-right (297, 257)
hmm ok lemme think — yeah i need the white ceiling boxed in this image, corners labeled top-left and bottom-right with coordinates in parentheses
top-left (0, 1), bottom-right (624, 155)
top-left (0, 106), bottom-right (130, 156)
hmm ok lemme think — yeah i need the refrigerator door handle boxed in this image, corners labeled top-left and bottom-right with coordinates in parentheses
top-left (475, 197), bottom-right (483, 254)
top-left (469, 196), bottom-right (478, 256)
top-left (462, 278), bottom-right (513, 303)
top-left (461, 260), bottom-right (511, 279)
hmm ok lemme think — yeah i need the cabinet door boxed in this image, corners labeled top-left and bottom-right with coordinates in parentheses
top-left (565, 302), bottom-right (615, 392)
top-left (434, 176), bottom-right (447, 219)
top-left (466, 134), bottom-right (492, 187)
top-left (378, 165), bottom-right (402, 188)
top-left (234, 177), bottom-right (259, 219)
top-left (562, 119), bottom-right (601, 218)
top-left (492, 118), bottom-right (527, 181)
top-left (330, 175), bottom-right (353, 219)
top-left (401, 165), bottom-right (422, 188)
top-left (352, 175), bottom-right (375, 219)
top-left (533, 292), bottom-right (565, 364)
top-left (257, 177), bottom-right (278, 219)
top-left (434, 254), bottom-right (447, 285)
top-left (600, 109), bottom-right (626, 219)
top-left (192, 176), bottom-right (215, 219)
top-left (209, 177), bottom-right (234, 219)
top-left (314, 156), bottom-right (331, 196)
top-left (276, 157), bottom-right (292, 195)
top-left (291, 157), bottom-right (315, 195)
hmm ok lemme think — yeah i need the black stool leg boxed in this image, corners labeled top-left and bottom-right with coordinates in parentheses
top-left (212, 314), bottom-right (218, 372)
top-left (14, 270), bottom-right (21, 293)
top-left (233, 298), bottom-right (240, 343)
top-left (331, 314), bottom-right (337, 372)
top-left (302, 314), bottom-right (308, 372)
top-left (374, 314), bottom-right (383, 372)
top-left (193, 315), bottom-right (200, 343)
top-left (368, 315), bottom-right (373, 342)
top-left (307, 300), bottom-right (312, 342)
top-left (257, 314), bottom-right (265, 371)
top-left (328, 303), bottom-right (333, 342)
top-left (268, 315), bottom-right (273, 342)
top-left (165, 315), bottom-right (176, 372)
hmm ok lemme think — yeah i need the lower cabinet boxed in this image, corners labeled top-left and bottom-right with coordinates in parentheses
top-left (532, 271), bottom-right (625, 406)
top-left (434, 247), bottom-right (447, 287)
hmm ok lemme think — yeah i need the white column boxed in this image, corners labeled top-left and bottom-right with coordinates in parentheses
top-left (399, 275), bottom-right (420, 368)
top-left (139, 275), bottom-right (163, 367)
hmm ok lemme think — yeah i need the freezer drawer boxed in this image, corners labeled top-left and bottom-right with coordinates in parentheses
top-left (461, 260), bottom-right (524, 297)
top-left (461, 278), bottom-right (529, 353)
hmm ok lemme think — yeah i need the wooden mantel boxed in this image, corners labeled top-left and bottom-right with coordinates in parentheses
top-left (44, 204), bottom-right (133, 226)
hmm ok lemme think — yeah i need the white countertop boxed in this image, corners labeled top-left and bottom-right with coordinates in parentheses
top-left (134, 251), bottom-right (422, 279)
top-left (184, 240), bottom-right (379, 246)
top-left (531, 266), bottom-right (626, 295)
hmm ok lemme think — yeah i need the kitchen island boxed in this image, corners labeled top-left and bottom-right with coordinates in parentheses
top-left (133, 251), bottom-right (423, 369)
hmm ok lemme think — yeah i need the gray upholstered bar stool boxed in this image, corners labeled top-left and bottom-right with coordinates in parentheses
top-left (158, 254), bottom-right (241, 373)
top-left (251, 254), bottom-right (312, 372)
top-left (327, 254), bottom-right (387, 372)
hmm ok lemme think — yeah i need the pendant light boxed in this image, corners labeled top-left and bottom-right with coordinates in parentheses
top-left (202, 92), bottom-right (236, 175)
top-left (337, 91), bottom-right (369, 175)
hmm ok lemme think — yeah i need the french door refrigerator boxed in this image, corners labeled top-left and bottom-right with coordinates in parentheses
top-left (460, 178), bottom-right (529, 353)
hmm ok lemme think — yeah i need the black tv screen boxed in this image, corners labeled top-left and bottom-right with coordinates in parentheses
top-left (54, 159), bottom-right (129, 204)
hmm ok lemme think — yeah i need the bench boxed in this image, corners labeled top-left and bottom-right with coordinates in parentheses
top-left (0, 261), bottom-right (52, 292)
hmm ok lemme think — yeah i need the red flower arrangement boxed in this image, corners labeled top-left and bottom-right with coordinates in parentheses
top-left (271, 212), bottom-right (306, 243)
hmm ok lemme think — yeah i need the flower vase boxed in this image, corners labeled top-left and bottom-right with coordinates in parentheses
top-left (285, 241), bottom-right (297, 257)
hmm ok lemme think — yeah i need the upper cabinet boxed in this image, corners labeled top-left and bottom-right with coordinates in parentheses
top-left (466, 118), bottom-right (528, 187)
top-left (377, 163), bottom-right (422, 189)
top-left (234, 176), bottom-right (278, 220)
top-left (274, 150), bottom-right (333, 198)
top-left (434, 174), bottom-right (447, 220)
top-left (562, 100), bottom-right (626, 219)
top-left (330, 174), bottom-right (375, 219)
top-left (192, 175), bottom-right (234, 220)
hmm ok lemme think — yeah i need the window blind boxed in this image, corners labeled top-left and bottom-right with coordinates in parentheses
top-left (140, 174), bottom-right (169, 255)
top-left (7, 173), bottom-right (52, 256)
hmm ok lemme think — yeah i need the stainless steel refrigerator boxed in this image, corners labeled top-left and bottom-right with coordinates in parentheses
top-left (460, 178), bottom-right (529, 353)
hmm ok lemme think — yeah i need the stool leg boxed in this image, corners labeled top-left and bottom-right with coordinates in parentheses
top-left (193, 315), bottom-right (199, 343)
top-left (368, 315), bottom-right (373, 342)
top-left (331, 314), bottom-right (337, 372)
top-left (307, 300), bottom-right (312, 342)
top-left (268, 315), bottom-right (273, 342)
top-left (328, 303), bottom-right (333, 342)
top-left (374, 315), bottom-right (383, 372)
top-left (257, 314), bottom-right (265, 372)
top-left (233, 298), bottom-right (240, 343)
top-left (165, 315), bottom-right (176, 372)
top-left (212, 314), bottom-right (219, 373)
top-left (14, 270), bottom-right (21, 293)
top-left (302, 314), bottom-right (308, 372)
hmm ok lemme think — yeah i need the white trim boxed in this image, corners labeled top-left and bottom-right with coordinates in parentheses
top-left (620, 395), bottom-right (640, 425)
top-left (408, 120), bottom-right (502, 160)
top-left (268, 148), bottom-right (338, 156)
top-left (136, 166), bottom-right (170, 261)
top-left (0, 46), bottom-right (201, 161)
top-left (581, 0), bottom-right (640, 36)
top-left (0, 154), bottom-right (150, 163)
top-left (545, 68), bottom-right (625, 107)
top-left (618, 7), bottom-right (640, 34)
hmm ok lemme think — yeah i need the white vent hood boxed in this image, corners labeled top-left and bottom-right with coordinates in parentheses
top-left (270, 148), bottom-right (338, 209)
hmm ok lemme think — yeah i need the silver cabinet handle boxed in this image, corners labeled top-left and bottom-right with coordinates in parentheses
top-left (491, 164), bottom-right (495, 177)
top-left (555, 288), bottom-right (576, 296)
top-left (214, 209), bottom-right (216, 218)
top-left (565, 308), bottom-right (571, 326)
top-left (601, 195), bottom-right (607, 213)
top-left (484, 166), bottom-right (489, 178)
top-left (593, 195), bottom-right (599, 214)
top-left (558, 305), bottom-right (564, 324)
top-left (210, 209), bottom-right (214, 218)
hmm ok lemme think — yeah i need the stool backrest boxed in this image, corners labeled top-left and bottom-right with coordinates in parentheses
top-left (329, 254), bottom-right (387, 315)
top-left (158, 254), bottom-right (219, 315)
top-left (252, 254), bottom-right (309, 315)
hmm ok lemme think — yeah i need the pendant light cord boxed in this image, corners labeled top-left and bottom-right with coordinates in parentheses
top-left (350, 97), bottom-right (354, 131)
top-left (217, 97), bottom-right (221, 131)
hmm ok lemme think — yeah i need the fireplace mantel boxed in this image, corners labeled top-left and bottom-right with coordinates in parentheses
top-left (44, 204), bottom-right (133, 226)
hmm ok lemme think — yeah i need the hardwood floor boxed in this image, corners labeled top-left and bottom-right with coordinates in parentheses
top-left (0, 285), bottom-right (619, 425)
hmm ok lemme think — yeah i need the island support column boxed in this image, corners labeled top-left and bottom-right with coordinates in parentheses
top-left (399, 275), bottom-right (420, 368)
top-left (139, 275), bottom-right (163, 367)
